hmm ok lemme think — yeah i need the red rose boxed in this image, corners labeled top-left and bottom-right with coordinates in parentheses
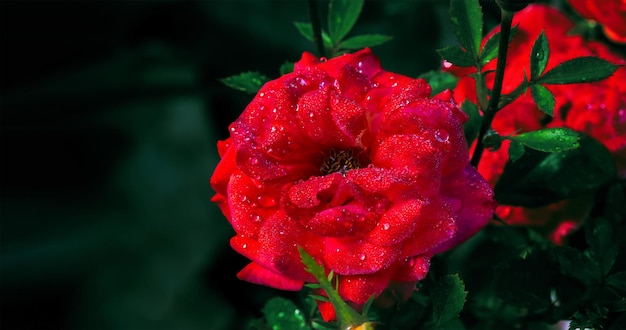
top-left (211, 48), bottom-right (495, 321)
top-left (568, 0), bottom-right (626, 44)
top-left (447, 4), bottom-right (626, 244)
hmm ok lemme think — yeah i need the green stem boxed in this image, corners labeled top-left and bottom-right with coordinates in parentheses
top-left (308, 0), bottom-right (326, 58)
top-left (470, 9), bottom-right (514, 167)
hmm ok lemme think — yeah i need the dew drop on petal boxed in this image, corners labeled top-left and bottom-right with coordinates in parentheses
top-left (249, 213), bottom-right (263, 223)
top-left (382, 222), bottom-right (390, 230)
top-left (320, 57), bottom-right (327, 62)
top-left (257, 195), bottom-right (277, 207)
top-left (250, 158), bottom-right (259, 165)
top-left (375, 199), bottom-right (390, 214)
top-left (242, 243), bottom-right (248, 249)
top-left (359, 253), bottom-right (366, 261)
top-left (434, 129), bottom-right (450, 143)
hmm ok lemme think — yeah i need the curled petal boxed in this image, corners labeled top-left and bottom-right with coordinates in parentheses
top-left (237, 262), bottom-right (303, 291)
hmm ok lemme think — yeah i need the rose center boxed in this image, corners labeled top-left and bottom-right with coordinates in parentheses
top-left (320, 149), bottom-right (360, 176)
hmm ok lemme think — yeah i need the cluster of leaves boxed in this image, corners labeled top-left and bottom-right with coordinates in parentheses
top-left (220, 0), bottom-right (392, 95)
top-left (438, 0), bottom-right (617, 162)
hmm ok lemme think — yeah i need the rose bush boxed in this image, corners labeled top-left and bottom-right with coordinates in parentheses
top-left (568, 0), bottom-right (626, 44)
top-left (211, 48), bottom-right (495, 320)
top-left (446, 4), bottom-right (626, 244)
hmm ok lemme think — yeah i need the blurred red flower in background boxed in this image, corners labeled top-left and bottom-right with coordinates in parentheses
top-left (447, 4), bottom-right (626, 244)
top-left (211, 48), bottom-right (495, 320)
top-left (568, 0), bottom-right (626, 44)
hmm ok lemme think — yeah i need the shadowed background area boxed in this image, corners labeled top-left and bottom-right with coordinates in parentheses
top-left (0, 0), bottom-right (503, 328)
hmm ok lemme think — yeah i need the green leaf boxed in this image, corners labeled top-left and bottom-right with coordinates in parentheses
top-left (551, 246), bottom-right (602, 285)
top-left (495, 134), bottom-right (617, 207)
top-left (569, 305), bottom-right (609, 330)
top-left (494, 253), bottom-right (553, 310)
top-left (605, 181), bottom-right (626, 223)
top-left (460, 100), bottom-right (481, 147)
top-left (585, 217), bottom-right (617, 276)
top-left (508, 140), bottom-right (525, 162)
top-left (530, 83), bottom-right (555, 116)
top-left (219, 71), bottom-right (270, 94)
top-left (450, 0), bottom-right (483, 59)
top-left (606, 271), bottom-right (626, 293)
top-left (530, 31), bottom-right (550, 80)
top-left (280, 61), bottom-right (294, 75)
top-left (437, 46), bottom-right (475, 67)
top-left (261, 297), bottom-right (310, 330)
top-left (536, 56), bottom-right (619, 84)
top-left (337, 34), bottom-right (393, 50)
top-left (479, 31), bottom-right (501, 65)
top-left (509, 127), bottom-right (580, 153)
top-left (294, 21), bottom-right (314, 41)
top-left (431, 274), bottom-right (467, 326)
top-left (328, 0), bottom-right (364, 45)
top-left (479, 26), bottom-right (519, 65)
top-left (418, 70), bottom-right (459, 96)
top-left (294, 22), bottom-right (333, 50)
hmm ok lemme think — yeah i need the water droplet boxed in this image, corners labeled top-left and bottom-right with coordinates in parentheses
top-left (374, 199), bottom-right (390, 214)
top-left (295, 76), bottom-right (308, 86)
top-left (359, 253), bottom-right (366, 261)
top-left (382, 223), bottom-right (390, 230)
top-left (259, 92), bottom-right (265, 97)
top-left (434, 129), bottom-right (450, 143)
top-left (250, 158), bottom-right (259, 165)
top-left (278, 312), bottom-right (285, 318)
top-left (279, 230), bottom-right (285, 235)
top-left (242, 243), bottom-right (248, 249)
top-left (320, 57), bottom-right (327, 62)
top-left (257, 195), bottom-right (277, 207)
top-left (249, 213), bottom-right (263, 223)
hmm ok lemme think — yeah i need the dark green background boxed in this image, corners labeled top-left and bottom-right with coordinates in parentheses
top-left (0, 1), bottom-right (505, 328)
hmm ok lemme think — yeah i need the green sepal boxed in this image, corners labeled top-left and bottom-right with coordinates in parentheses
top-left (450, 0), bottom-right (483, 59)
top-left (460, 100), bottom-right (481, 147)
top-left (219, 71), bottom-right (270, 94)
top-left (530, 31), bottom-right (549, 81)
top-left (337, 34), bottom-right (393, 51)
top-left (508, 127), bottom-right (580, 153)
top-left (495, 133), bottom-right (616, 207)
top-left (529, 83), bottom-right (555, 116)
top-left (328, 0), bottom-right (364, 46)
top-left (536, 56), bottom-right (619, 84)
top-left (261, 297), bottom-right (310, 330)
top-left (437, 46), bottom-right (475, 67)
